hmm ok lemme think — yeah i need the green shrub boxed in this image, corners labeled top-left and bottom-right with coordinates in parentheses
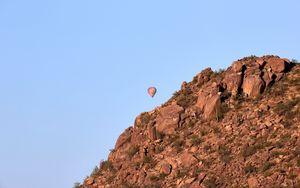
top-left (190, 135), bottom-right (202, 145)
top-left (274, 98), bottom-right (300, 116)
top-left (262, 161), bottom-right (275, 172)
top-left (203, 177), bottom-right (217, 188)
top-left (173, 139), bottom-right (185, 153)
top-left (155, 145), bottom-right (164, 154)
top-left (73, 182), bottom-right (82, 188)
top-left (176, 168), bottom-right (188, 178)
top-left (218, 145), bottom-right (231, 163)
top-left (100, 160), bottom-right (114, 171)
top-left (216, 103), bottom-right (230, 121)
top-left (106, 175), bottom-right (116, 183)
top-left (142, 156), bottom-right (156, 168)
top-left (141, 113), bottom-right (151, 126)
top-left (244, 164), bottom-right (257, 174)
top-left (270, 151), bottom-right (288, 158)
top-left (176, 88), bottom-right (197, 108)
top-left (241, 145), bottom-right (257, 158)
top-left (127, 145), bottom-right (139, 158)
top-left (90, 166), bottom-right (101, 176)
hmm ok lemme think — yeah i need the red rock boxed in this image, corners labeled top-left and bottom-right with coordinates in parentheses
top-left (160, 163), bottom-right (172, 175)
top-left (265, 57), bottom-right (289, 73)
top-left (85, 177), bottom-right (95, 185)
top-left (198, 172), bottom-right (207, 184)
top-left (223, 73), bottom-right (243, 95)
top-left (243, 75), bottom-right (265, 97)
top-left (155, 104), bottom-right (184, 135)
top-left (203, 94), bottom-right (221, 119)
top-left (231, 61), bottom-right (244, 73)
top-left (247, 176), bottom-right (260, 188)
top-left (181, 152), bottom-right (198, 168)
top-left (147, 123), bottom-right (157, 140)
top-left (115, 127), bottom-right (133, 149)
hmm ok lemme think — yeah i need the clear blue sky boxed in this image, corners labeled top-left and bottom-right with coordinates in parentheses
top-left (0, 1), bottom-right (299, 188)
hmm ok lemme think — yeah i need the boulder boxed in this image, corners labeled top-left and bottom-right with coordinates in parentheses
top-left (147, 124), bottom-right (157, 140)
top-left (223, 72), bottom-right (243, 95)
top-left (195, 83), bottom-right (222, 119)
top-left (231, 61), bottom-right (245, 73)
top-left (265, 57), bottom-right (289, 73)
top-left (262, 70), bottom-right (275, 87)
top-left (155, 104), bottom-right (184, 135)
top-left (115, 127), bottom-right (133, 149)
top-left (160, 163), bottom-right (172, 175)
top-left (180, 152), bottom-right (198, 168)
top-left (243, 75), bottom-right (265, 97)
top-left (203, 94), bottom-right (221, 119)
top-left (85, 177), bottom-right (95, 185)
top-left (256, 58), bottom-right (266, 66)
top-left (247, 176), bottom-right (260, 188)
top-left (193, 68), bottom-right (213, 87)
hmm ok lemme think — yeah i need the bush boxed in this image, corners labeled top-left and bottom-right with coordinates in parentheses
top-left (173, 139), bottom-right (185, 153)
top-left (241, 145), bottom-right (257, 158)
top-left (274, 98), bottom-right (300, 116)
top-left (141, 113), bottom-right (151, 126)
top-left (142, 156), bottom-right (156, 168)
top-left (176, 88), bottom-right (197, 108)
top-left (262, 161), bottom-right (275, 172)
top-left (244, 164), bottom-right (257, 174)
top-left (73, 182), bottom-right (82, 188)
top-left (100, 160), bottom-right (114, 171)
top-left (155, 145), bottom-right (164, 154)
top-left (203, 177), bottom-right (218, 188)
top-left (127, 145), bottom-right (139, 158)
top-left (106, 175), bottom-right (116, 183)
top-left (90, 166), bottom-right (101, 176)
top-left (190, 135), bottom-right (202, 145)
top-left (218, 145), bottom-right (231, 163)
top-left (176, 168), bottom-right (188, 178)
top-left (216, 103), bottom-right (230, 121)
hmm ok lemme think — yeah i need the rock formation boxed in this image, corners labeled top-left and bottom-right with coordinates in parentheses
top-left (77, 55), bottom-right (300, 188)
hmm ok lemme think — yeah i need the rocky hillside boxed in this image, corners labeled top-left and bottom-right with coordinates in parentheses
top-left (79, 55), bottom-right (300, 188)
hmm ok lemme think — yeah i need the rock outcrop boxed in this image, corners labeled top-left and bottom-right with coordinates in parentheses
top-left (79, 55), bottom-right (300, 188)
top-left (155, 104), bottom-right (184, 135)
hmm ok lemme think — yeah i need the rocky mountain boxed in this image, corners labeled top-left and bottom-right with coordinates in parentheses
top-left (78, 55), bottom-right (300, 188)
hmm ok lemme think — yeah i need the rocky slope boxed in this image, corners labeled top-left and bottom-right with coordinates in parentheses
top-left (79, 55), bottom-right (300, 188)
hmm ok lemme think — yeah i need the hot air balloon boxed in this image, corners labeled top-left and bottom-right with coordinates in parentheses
top-left (147, 87), bottom-right (157, 98)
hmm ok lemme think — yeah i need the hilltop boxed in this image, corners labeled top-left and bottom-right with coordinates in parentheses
top-left (78, 55), bottom-right (300, 188)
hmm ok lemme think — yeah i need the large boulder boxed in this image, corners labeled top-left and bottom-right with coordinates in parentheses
top-left (242, 75), bottom-right (265, 98)
top-left (203, 94), bottom-right (221, 119)
top-left (223, 72), bottom-right (243, 96)
top-left (147, 123), bottom-right (157, 140)
top-left (247, 176), bottom-right (260, 188)
top-left (180, 151), bottom-right (198, 168)
top-left (265, 57), bottom-right (290, 73)
top-left (195, 83), bottom-right (222, 119)
top-left (192, 68), bottom-right (213, 88)
top-left (155, 104), bottom-right (184, 135)
top-left (115, 127), bottom-right (133, 149)
top-left (231, 60), bottom-right (245, 73)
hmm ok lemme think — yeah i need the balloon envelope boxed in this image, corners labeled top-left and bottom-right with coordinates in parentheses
top-left (147, 87), bottom-right (157, 97)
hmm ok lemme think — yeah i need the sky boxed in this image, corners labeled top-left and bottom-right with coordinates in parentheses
top-left (0, 1), bottom-right (299, 188)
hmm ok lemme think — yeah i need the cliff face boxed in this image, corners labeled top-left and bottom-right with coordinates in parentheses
top-left (80, 55), bottom-right (300, 188)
